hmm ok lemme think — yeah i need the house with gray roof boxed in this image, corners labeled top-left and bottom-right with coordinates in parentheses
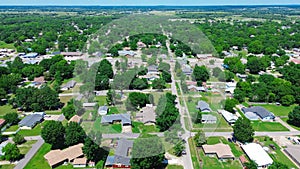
top-left (105, 138), bottom-right (134, 168)
top-left (196, 101), bottom-right (212, 112)
top-left (19, 114), bottom-right (43, 129)
top-left (98, 106), bottom-right (108, 115)
top-left (188, 85), bottom-right (206, 92)
top-left (135, 104), bottom-right (156, 125)
top-left (182, 64), bottom-right (193, 75)
top-left (241, 106), bottom-right (275, 121)
top-left (101, 114), bottom-right (131, 126)
top-left (147, 65), bottom-right (159, 74)
top-left (61, 80), bottom-right (77, 91)
top-left (202, 114), bottom-right (217, 124)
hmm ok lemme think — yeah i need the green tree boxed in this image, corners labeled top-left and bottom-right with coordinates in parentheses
top-left (193, 65), bottom-right (209, 82)
top-left (130, 78), bottom-right (148, 90)
top-left (281, 95), bottom-right (295, 106)
top-left (162, 71), bottom-right (172, 83)
top-left (82, 137), bottom-right (101, 162)
top-left (244, 160), bottom-right (258, 169)
top-left (13, 134), bottom-right (25, 145)
top-left (233, 118), bottom-right (254, 143)
top-left (115, 60), bottom-right (120, 70)
top-left (288, 106), bottom-right (300, 127)
top-left (195, 110), bottom-right (202, 124)
top-left (65, 122), bottom-right (86, 146)
top-left (212, 67), bottom-right (222, 77)
top-left (268, 161), bottom-right (288, 169)
top-left (98, 59), bottom-right (113, 79)
top-left (131, 135), bottom-right (165, 169)
top-left (194, 130), bottom-right (206, 147)
top-left (3, 113), bottom-right (19, 125)
top-left (106, 89), bottom-right (116, 106)
top-left (2, 143), bottom-right (21, 161)
top-left (152, 78), bottom-right (166, 90)
top-left (95, 74), bottom-right (109, 90)
top-left (174, 140), bottom-right (185, 157)
top-left (224, 99), bottom-right (238, 113)
top-left (41, 121), bottom-right (65, 149)
top-left (126, 92), bottom-right (149, 110)
top-left (158, 62), bottom-right (170, 72)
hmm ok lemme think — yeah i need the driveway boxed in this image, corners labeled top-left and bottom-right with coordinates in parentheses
top-left (14, 136), bottom-right (44, 169)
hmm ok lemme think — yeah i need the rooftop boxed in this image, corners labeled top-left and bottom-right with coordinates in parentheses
top-left (19, 114), bottom-right (43, 128)
top-left (135, 104), bottom-right (156, 124)
top-left (241, 143), bottom-right (273, 167)
top-left (202, 143), bottom-right (234, 159)
top-left (242, 106), bottom-right (274, 119)
top-left (196, 101), bottom-right (211, 112)
top-left (101, 113), bottom-right (131, 125)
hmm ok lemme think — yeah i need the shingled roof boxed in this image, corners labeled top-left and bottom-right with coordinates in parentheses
top-left (101, 114), bottom-right (131, 125)
top-left (242, 106), bottom-right (275, 119)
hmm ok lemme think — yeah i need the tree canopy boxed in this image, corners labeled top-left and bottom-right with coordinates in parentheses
top-left (233, 118), bottom-right (254, 143)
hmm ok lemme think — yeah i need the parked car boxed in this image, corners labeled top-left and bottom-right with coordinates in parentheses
top-left (182, 150), bottom-right (187, 155)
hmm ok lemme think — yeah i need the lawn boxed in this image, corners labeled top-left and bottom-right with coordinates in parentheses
top-left (5, 125), bottom-right (19, 132)
top-left (60, 96), bottom-right (73, 105)
top-left (251, 121), bottom-right (289, 131)
top-left (0, 41), bottom-right (15, 49)
top-left (45, 110), bottom-right (62, 115)
top-left (167, 165), bottom-right (184, 169)
top-left (252, 104), bottom-right (296, 117)
top-left (192, 112), bottom-right (232, 132)
top-left (56, 165), bottom-right (74, 169)
top-left (18, 123), bottom-right (43, 136)
top-left (255, 136), bottom-right (297, 169)
top-left (188, 138), bottom-right (201, 169)
top-left (132, 122), bottom-right (159, 133)
top-left (0, 164), bottom-right (15, 169)
top-left (108, 107), bottom-right (119, 115)
top-left (24, 143), bottom-right (51, 169)
top-left (18, 140), bottom-right (38, 155)
top-left (95, 96), bottom-right (107, 106)
top-left (0, 105), bottom-right (17, 116)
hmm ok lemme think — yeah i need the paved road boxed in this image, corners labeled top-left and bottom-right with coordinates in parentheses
top-left (14, 136), bottom-right (44, 169)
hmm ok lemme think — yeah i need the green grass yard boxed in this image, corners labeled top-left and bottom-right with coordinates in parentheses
top-left (0, 105), bottom-right (17, 117)
top-left (18, 123), bottom-right (44, 136)
top-left (188, 138), bottom-right (201, 169)
top-left (0, 164), bottom-right (15, 169)
top-left (5, 125), bottom-right (19, 132)
top-left (167, 165), bottom-right (183, 169)
top-left (24, 143), bottom-right (51, 169)
top-left (251, 121), bottom-right (289, 131)
top-left (206, 136), bottom-right (244, 157)
top-left (82, 117), bottom-right (122, 134)
top-left (18, 140), bottom-right (38, 155)
top-left (95, 96), bottom-right (107, 106)
top-left (281, 117), bottom-right (300, 131)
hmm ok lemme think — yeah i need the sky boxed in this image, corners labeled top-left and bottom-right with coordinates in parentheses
top-left (0, 0), bottom-right (299, 6)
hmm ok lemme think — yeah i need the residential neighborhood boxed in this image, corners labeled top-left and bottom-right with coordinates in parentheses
top-left (0, 4), bottom-right (299, 169)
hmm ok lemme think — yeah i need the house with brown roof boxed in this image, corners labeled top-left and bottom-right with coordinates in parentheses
top-left (202, 143), bottom-right (234, 160)
top-left (0, 119), bottom-right (5, 127)
top-left (44, 143), bottom-right (84, 168)
top-left (73, 157), bottom-right (87, 168)
top-left (68, 115), bottom-right (82, 124)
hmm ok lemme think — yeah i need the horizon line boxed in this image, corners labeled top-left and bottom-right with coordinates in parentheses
top-left (0, 4), bottom-right (300, 7)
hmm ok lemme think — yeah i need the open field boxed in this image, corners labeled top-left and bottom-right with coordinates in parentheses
top-left (252, 104), bottom-right (296, 117)
top-left (255, 136), bottom-right (297, 169)
top-left (251, 121), bottom-right (289, 131)
top-left (24, 143), bottom-right (51, 169)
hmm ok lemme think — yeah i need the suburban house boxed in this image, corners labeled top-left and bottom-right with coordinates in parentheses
top-left (18, 113), bottom-right (44, 129)
top-left (68, 115), bottom-right (82, 124)
top-left (244, 111), bottom-right (260, 121)
top-left (196, 101), bottom-right (211, 112)
top-left (61, 80), bottom-right (77, 91)
top-left (44, 114), bottom-right (65, 122)
top-left (33, 76), bottom-right (46, 84)
top-left (218, 110), bottom-right (238, 125)
top-left (188, 85), bottom-right (206, 92)
top-left (140, 74), bottom-right (160, 81)
top-left (241, 106), bottom-right (275, 121)
top-left (135, 104), bottom-right (156, 125)
top-left (284, 145), bottom-right (300, 166)
top-left (22, 53), bottom-right (39, 58)
top-left (101, 114), bottom-right (131, 126)
top-left (73, 157), bottom-right (87, 168)
top-left (105, 139), bottom-right (134, 168)
top-left (225, 82), bottom-right (237, 94)
top-left (202, 143), bottom-right (234, 160)
top-left (83, 103), bottom-right (97, 109)
top-left (44, 143), bottom-right (85, 168)
top-left (147, 65), bottom-right (159, 75)
top-left (60, 52), bottom-right (82, 57)
top-left (241, 143), bottom-right (273, 168)
top-left (118, 50), bottom-right (135, 57)
top-left (182, 64), bottom-right (193, 75)
top-left (98, 106), bottom-right (109, 116)
top-left (201, 114), bottom-right (217, 124)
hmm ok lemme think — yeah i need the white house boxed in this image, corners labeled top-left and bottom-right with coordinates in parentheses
top-left (218, 110), bottom-right (238, 125)
top-left (241, 143), bottom-right (273, 168)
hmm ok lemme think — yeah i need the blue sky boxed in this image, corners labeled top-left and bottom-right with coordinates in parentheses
top-left (0, 0), bottom-right (299, 6)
